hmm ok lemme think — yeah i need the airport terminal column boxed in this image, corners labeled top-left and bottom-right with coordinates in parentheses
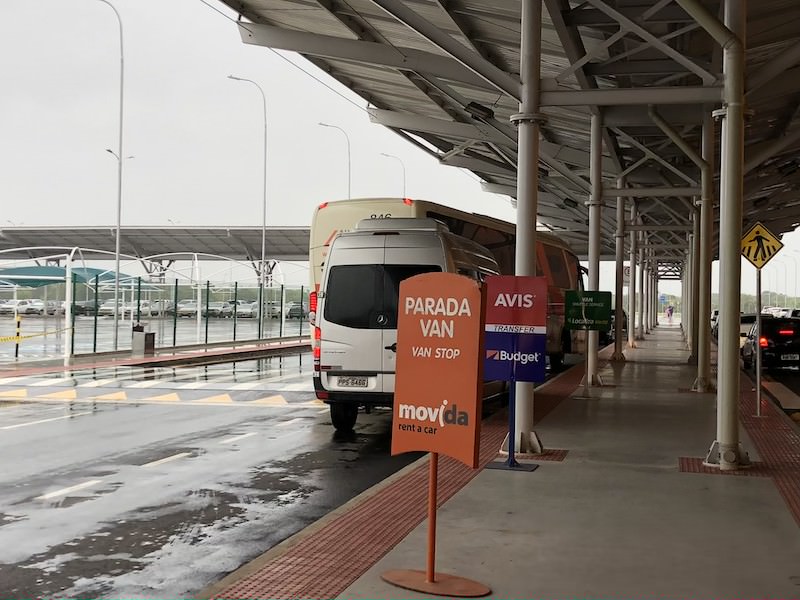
top-left (586, 112), bottom-right (604, 384)
top-left (637, 236), bottom-right (645, 339)
top-left (612, 178), bottom-right (626, 361)
top-left (694, 113), bottom-right (715, 391)
top-left (509, 0), bottom-right (544, 454)
top-left (643, 260), bottom-right (650, 334)
top-left (689, 206), bottom-right (701, 361)
top-left (628, 202), bottom-right (638, 348)
top-left (64, 249), bottom-right (76, 366)
top-left (678, 0), bottom-right (749, 468)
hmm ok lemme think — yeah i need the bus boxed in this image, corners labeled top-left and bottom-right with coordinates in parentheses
top-left (308, 197), bottom-right (584, 369)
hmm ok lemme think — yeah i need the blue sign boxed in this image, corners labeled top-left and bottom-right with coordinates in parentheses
top-left (659, 293), bottom-right (667, 303)
top-left (484, 330), bottom-right (546, 382)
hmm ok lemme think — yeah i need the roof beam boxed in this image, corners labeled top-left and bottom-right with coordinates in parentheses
top-left (608, 187), bottom-right (701, 198)
top-left (540, 85), bottom-right (722, 106)
top-left (237, 23), bottom-right (491, 91)
top-left (564, 4), bottom-right (694, 26)
top-left (367, 0), bottom-right (521, 101)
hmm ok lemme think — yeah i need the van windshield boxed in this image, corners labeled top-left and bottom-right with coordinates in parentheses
top-left (324, 264), bottom-right (442, 329)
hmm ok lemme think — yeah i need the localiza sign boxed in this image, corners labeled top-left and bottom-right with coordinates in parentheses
top-left (484, 275), bottom-right (548, 383)
top-left (392, 272), bottom-right (485, 468)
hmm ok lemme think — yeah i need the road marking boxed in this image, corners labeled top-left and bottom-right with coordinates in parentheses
top-left (79, 378), bottom-right (120, 388)
top-left (0, 377), bottom-right (30, 385)
top-left (126, 380), bottom-right (167, 389)
top-left (92, 391), bottom-right (127, 401)
top-left (1, 411), bottom-right (93, 430)
top-left (220, 431), bottom-right (257, 444)
top-left (317, 407), bottom-right (329, 414)
top-left (192, 393), bottom-right (233, 404)
top-left (40, 389), bottom-right (78, 400)
top-left (145, 392), bottom-right (180, 402)
top-left (230, 381), bottom-right (269, 390)
top-left (177, 380), bottom-right (217, 389)
top-left (141, 452), bottom-right (191, 468)
top-left (0, 389), bottom-right (27, 398)
top-left (277, 417), bottom-right (304, 427)
top-left (248, 395), bottom-right (288, 406)
top-left (29, 377), bottom-right (75, 386)
top-left (36, 479), bottom-right (102, 500)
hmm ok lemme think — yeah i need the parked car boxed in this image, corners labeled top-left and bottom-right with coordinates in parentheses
top-left (98, 300), bottom-right (127, 317)
top-left (285, 302), bottom-right (309, 319)
top-left (177, 301), bottom-right (199, 318)
top-left (235, 302), bottom-right (257, 318)
top-left (203, 301), bottom-right (233, 318)
top-left (148, 299), bottom-right (174, 316)
top-left (73, 300), bottom-right (97, 316)
top-left (266, 301), bottom-right (282, 318)
top-left (741, 316), bottom-right (800, 370)
top-left (17, 299), bottom-right (47, 315)
top-left (0, 299), bottom-right (35, 315)
top-left (600, 309), bottom-right (627, 345)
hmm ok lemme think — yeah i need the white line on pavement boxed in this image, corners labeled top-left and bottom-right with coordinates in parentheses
top-left (141, 452), bottom-right (192, 468)
top-left (276, 417), bottom-right (304, 427)
top-left (36, 479), bottom-right (102, 500)
top-left (29, 377), bottom-right (75, 386)
top-left (0, 411), bottom-right (93, 430)
top-left (220, 432), bottom-right (258, 444)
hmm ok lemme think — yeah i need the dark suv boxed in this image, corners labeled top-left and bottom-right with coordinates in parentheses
top-left (286, 302), bottom-right (309, 319)
top-left (741, 316), bottom-right (800, 370)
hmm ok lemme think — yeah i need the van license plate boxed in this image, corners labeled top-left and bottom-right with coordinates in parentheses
top-left (338, 376), bottom-right (368, 387)
top-left (782, 354), bottom-right (799, 361)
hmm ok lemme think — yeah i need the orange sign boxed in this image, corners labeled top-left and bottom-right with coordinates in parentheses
top-left (392, 272), bottom-right (485, 468)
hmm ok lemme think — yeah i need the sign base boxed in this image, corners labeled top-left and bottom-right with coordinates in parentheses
top-left (382, 569), bottom-right (491, 597)
top-left (485, 459), bottom-right (539, 472)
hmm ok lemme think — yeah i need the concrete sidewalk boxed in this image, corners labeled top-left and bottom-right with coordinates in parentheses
top-left (207, 325), bottom-right (800, 599)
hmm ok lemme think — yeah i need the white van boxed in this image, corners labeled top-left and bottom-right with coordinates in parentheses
top-left (313, 218), bottom-right (500, 431)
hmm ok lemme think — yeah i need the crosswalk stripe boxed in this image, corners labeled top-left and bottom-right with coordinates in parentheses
top-left (248, 395), bottom-right (288, 406)
top-left (39, 389), bottom-right (78, 400)
top-left (146, 392), bottom-right (181, 402)
top-left (126, 380), bottom-right (167, 389)
top-left (92, 391), bottom-right (127, 401)
top-left (0, 388), bottom-right (27, 398)
top-left (29, 377), bottom-right (74, 387)
top-left (79, 378), bottom-right (120, 388)
top-left (177, 381), bottom-right (217, 389)
top-left (0, 377), bottom-right (31, 385)
top-left (230, 381), bottom-right (269, 390)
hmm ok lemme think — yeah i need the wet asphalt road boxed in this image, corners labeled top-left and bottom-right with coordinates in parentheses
top-left (0, 357), bottom-right (421, 598)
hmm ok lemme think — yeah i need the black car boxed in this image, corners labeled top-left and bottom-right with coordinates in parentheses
top-left (741, 316), bottom-right (800, 370)
top-left (600, 309), bottom-right (628, 345)
top-left (285, 302), bottom-right (309, 319)
top-left (73, 300), bottom-right (97, 316)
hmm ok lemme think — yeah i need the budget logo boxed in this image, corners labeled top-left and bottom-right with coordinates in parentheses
top-left (486, 349), bottom-right (500, 360)
top-left (487, 349), bottom-right (541, 365)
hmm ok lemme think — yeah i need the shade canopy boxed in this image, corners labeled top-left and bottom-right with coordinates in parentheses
top-left (0, 266), bottom-right (132, 288)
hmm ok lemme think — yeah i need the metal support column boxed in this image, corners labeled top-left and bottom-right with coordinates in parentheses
top-left (689, 208), bottom-right (701, 362)
top-left (628, 202), bottom-right (638, 348)
top-left (644, 262), bottom-right (651, 334)
top-left (703, 0), bottom-right (750, 469)
top-left (693, 113), bottom-right (715, 391)
top-left (507, 0), bottom-right (544, 454)
top-left (612, 179), bottom-right (626, 361)
top-left (637, 237), bottom-right (645, 339)
top-left (586, 111), bottom-right (603, 384)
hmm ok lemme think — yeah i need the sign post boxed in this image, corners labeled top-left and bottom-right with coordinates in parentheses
top-left (483, 275), bottom-right (548, 470)
top-left (565, 290), bottom-right (612, 395)
top-left (382, 272), bottom-right (490, 597)
top-left (741, 221), bottom-right (783, 417)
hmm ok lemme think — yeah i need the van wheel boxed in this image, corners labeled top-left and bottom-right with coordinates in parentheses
top-left (330, 403), bottom-right (358, 431)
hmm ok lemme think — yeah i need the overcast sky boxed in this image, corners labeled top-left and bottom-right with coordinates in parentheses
top-left (2, 0), bottom-right (797, 299)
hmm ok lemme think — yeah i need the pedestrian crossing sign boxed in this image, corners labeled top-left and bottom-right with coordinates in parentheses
top-left (741, 221), bottom-right (783, 269)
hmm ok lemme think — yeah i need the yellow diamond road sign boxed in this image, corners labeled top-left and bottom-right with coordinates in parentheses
top-left (741, 221), bottom-right (783, 269)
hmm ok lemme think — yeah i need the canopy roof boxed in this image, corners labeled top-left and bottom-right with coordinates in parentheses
top-left (0, 266), bottom-right (132, 289)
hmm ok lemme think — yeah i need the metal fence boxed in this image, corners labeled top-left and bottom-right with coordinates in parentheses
top-left (0, 278), bottom-right (310, 360)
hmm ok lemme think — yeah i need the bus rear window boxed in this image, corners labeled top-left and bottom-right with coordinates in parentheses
top-left (544, 244), bottom-right (572, 289)
top-left (324, 264), bottom-right (441, 329)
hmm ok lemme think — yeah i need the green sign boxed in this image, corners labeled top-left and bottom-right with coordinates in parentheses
top-left (565, 290), bottom-right (612, 331)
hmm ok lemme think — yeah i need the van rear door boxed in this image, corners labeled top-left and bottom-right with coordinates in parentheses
top-left (382, 238), bottom-right (445, 393)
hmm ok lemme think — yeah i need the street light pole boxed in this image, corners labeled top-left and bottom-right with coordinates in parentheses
top-left (380, 152), bottom-right (406, 197)
top-left (97, 0), bottom-right (125, 351)
top-left (319, 122), bottom-right (351, 198)
top-left (228, 75), bottom-right (268, 335)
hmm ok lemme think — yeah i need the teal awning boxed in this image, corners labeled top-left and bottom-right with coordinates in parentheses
top-left (0, 266), bottom-right (132, 288)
